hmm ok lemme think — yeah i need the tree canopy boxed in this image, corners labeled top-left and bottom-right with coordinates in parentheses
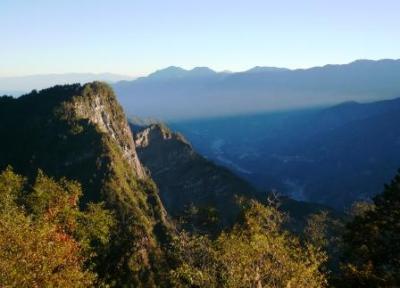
top-left (339, 171), bottom-right (400, 287)
top-left (0, 167), bottom-right (115, 287)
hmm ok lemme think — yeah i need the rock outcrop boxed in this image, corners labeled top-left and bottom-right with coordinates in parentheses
top-left (72, 86), bottom-right (145, 178)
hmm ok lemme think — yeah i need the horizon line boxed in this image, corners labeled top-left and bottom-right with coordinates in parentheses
top-left (1, 57), bottom-right (399, 79)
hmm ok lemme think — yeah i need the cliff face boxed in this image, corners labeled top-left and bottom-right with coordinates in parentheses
top-left (134, 123), bottom-right (258, 232)
top-left (0, 82), bottom-right (171, 286)
top-left (72, 85), bottom-right (145, 178)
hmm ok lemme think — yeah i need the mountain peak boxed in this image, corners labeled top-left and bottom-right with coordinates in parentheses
top-left (147, 66), bottom-right (187, 80)
top-left (189, 66), bottom-right (216, 76)
top-left (246, 66), bottom-right (290, 73)
top-left (349, 58), bottom-right (400, 67)
top-left (146, 66), bottom-right (216, 80)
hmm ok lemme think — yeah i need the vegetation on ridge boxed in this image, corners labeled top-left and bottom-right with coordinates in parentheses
top-left (0, 83), bottom-right (173, 286)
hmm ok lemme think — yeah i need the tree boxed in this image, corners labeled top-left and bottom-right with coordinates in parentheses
top-left (169, 200), bottom-right (327, 288)
top-left (168, 232), bottom-right (220, 287)
top-left (340, 171), bottom-right (400, 287)
top-left (217, 201), bottom-right (327, 288)
top-left (0, 167), bottom-right (115, 287)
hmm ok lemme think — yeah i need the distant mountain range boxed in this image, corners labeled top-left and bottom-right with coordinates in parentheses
top-left (114, 59), bottom-right (400, 120)
top-left (0, 73), bottom-right (134, 96)
top-left (170, 96), bottom-right (400, 210)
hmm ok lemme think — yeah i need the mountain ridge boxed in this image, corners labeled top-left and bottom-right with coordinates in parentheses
top-left (114, 58), bottom-right (400, 120)
top-left (0, 82), bottom-right (172, 286)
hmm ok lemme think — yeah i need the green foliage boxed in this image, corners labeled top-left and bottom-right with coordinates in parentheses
top-left (76, 202), bottom-right (116, 253)
top-left (304, 210), bottom-right (345, 284)
top-left (24, 170), bottom-right (82, 232)
top-left (305, 211), bottom-right (331, 249)
top-left (168, 232), bottom-right (220, 287)
top-left (218, 201), bottom-right (327, 288)
top-left (0, 207), bottom-right (96, 287)
top-left (169, 201), bottom-right (328, 288)
top-left (0, 168), bottom-right (115, 287)
top-left (339, 171), bottom-right (400, 287)
top-left (180, 204), bottom-right (220, 234)
top-left (0, 166), bottom-right (25, 210)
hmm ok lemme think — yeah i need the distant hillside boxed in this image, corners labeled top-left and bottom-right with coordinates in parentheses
top-left (114, 59), bottom-right (400, 119)
top-left (133, 123), bottom-right (333, 233)
top-left (0, 73), bottom-right (134, 96)
top-left (170, 97), bottom-right (400, 209)
top-left (133, 123), bottom-right (256, 232)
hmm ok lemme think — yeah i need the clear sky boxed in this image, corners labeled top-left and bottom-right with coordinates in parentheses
top-left (1, 0), bottom-right (399, 77)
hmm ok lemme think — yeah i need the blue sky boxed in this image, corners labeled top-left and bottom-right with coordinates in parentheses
top-left (1, 0), bottom-right (399, 77)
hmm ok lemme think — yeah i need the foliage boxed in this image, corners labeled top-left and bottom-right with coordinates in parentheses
top-left (169, 201), bottom-right (328, 288)
top-left (339, 171), bottom-right (400, 287)
top-left (0, 167), bottom-right (115, 287)
top-left (304, 210), bottom-right (346, 285)
top-left (168, 232), bottom-right (220, 287)
top-left (179, 204), bottom-right (220, 234)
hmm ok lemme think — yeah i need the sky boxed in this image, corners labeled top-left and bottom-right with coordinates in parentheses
top-left (1, 0), bottom-right (399, 77)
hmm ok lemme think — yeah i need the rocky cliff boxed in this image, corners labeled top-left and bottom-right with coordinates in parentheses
top-left (72, 85), bottom-right (145, 178)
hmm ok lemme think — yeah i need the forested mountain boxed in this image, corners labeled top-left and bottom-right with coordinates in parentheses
top-left (114, 59), bottom-right (400, 119)
top-left (170, 97), bottom-right (400, 209)
top-left (0, 83), bottom-right (172, 286)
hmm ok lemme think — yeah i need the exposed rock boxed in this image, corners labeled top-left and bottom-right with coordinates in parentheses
top-left (73, 86), bottom-right (145, 178)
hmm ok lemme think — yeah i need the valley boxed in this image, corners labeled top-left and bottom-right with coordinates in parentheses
top-left (170, 97), bottom-right (400, 209)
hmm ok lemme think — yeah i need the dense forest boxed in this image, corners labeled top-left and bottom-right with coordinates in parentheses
top-left (0, 83), bottom-right (399, 287)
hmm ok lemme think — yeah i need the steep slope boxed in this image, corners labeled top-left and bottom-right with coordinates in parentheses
top-left (133, 123), bottom-right (332, 232)
top-left (0, 83), bottom-right (171, 286)
top-left (133, 124), bottom-right (256, 231)
top-left (170, 97), bottom-right (400, 209)
top-left (114, 59), bottom-right (400, 119)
